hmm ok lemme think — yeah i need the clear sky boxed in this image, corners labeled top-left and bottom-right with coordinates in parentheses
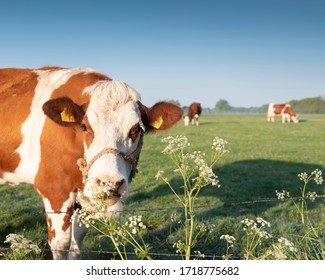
top-left (1, 0), bottom-right (324, 108)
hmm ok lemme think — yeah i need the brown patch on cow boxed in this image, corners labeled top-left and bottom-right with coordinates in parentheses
top-left (50, 71), bottom-right (111, 102)
top-left (38, 66), bottom-right (66, 72)
top-left (129, 123), bottom-right (142, 142)
top-left (35, 71), bottom-right (111, 212)
top-left (0, 68), bottom-right (38, 176)
top-left (62, 206), bottom-right (74, 232)
top-left (46, 214), bottom-right (55, 243)
top-left (273, 104), bottom-right (296, 117)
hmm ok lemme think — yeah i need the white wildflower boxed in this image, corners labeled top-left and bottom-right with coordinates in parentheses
top-left (194, 250), bottom-right (205, 259)
top-left (306, 191), bottom-right (318, 201)
top-left (212, 137), bottom-right (229, 154)
top-left (312, 169), bottom-right (323, 185)
top-left (276, 190), bottom-right (290, 200)
top-left (278, 237), bottom-right (297, 252)
top-left (4, 234), bottom-right (41, 255)
top-left (220, 234), bottom-right (236, 244)
top-left (298, 172), bottom-right (308, 181)
top-left (161, 135), bottom-right (190, 155)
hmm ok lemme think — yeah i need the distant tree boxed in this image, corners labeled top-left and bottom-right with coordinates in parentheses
top-left (215, 99), bottom-right (231, 112)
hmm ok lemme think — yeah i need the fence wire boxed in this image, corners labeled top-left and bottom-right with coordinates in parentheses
top-left (0, 194), bottom-right (324, 216)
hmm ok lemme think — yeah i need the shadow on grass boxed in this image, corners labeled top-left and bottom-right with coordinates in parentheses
top-left (138, 159), bottom-right (324, 218)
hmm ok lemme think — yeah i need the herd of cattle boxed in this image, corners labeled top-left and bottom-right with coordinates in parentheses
top-left (0, 66), bottom-right (299, 259)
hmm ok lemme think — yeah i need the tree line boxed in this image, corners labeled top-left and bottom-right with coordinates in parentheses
top-left (214, 96), bottom-right (325, 114)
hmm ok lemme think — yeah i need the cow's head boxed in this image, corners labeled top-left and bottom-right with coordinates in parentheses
top-left (291, 115), bottom-right (299, 123)
top-left (42, 81), bottom-right (183, 213)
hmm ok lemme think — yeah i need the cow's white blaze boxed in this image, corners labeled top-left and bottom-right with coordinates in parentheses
top-left (81, 81), bottom-right (143, 210)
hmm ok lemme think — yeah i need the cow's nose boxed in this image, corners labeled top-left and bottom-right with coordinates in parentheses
top-left (96, 177), bottom-right (125, 190)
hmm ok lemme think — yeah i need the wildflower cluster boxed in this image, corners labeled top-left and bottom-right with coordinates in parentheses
top-left (125, 216), bottom-right (147, 235)
top-left (193, 250), bottom-right (205, 259)
top-left (1, 234), bottom-right (41, 260)
top-left (158, 135), bottom-right (228, 260)
top-left (212, 137), bottom-right (229, 154)
top-left (197, 223), bottom-right (216, 234)
top-left (161, 135), bottom-right (190, 155)
top-left (220, 234), bottom-right (236, 260)
top-left (298, 169), bottom-right (323, 185)
top-left (173, 240), bottom-right (186, 255)
top-left (271, 237), bottom-right (297, 260)
top-left (170, 213), bottom-right (181, 224)
top-left (275, 190), bottom-right (290, 200)
top-left (241, 217), bottom-right (272, 260)
top-left (242, 218), bottom-right (271, 234)
top-left (277, 237), bottom-right (297, 252)
top-left (220, 234), bottom-right (236, 246)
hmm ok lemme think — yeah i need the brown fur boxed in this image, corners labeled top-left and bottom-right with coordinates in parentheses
top-left (273, 104), bottom-right (296, 117)
top-left (0, 68), bottom-right (38, 176)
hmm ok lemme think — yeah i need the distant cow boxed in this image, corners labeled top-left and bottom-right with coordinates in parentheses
top-left (0, 66), bottom-right (183, 259)
top-left (267, 103), bottom-right (299, 123)
top-left (184, 102), bottom-right (202, 126)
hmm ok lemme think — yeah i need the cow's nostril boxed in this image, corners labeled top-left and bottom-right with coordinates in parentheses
top-left (116, 179), bottom-right (125, 188)
top-left (96, 178), bottom-right (125, 189)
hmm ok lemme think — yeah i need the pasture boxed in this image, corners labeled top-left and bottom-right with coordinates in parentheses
top-left (1, 113), bottom-right (324, 259)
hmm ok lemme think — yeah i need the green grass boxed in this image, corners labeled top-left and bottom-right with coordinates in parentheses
top-left (1, 114), bottom-right (324, 259)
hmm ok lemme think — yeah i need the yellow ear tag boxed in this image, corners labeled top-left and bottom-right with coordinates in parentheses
top-left (60, 108), bottom-right (76, 123)
top-left (150, 115), bottom-right (164, 129)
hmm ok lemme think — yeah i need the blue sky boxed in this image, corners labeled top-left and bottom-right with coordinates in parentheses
top-left (1, 0), bottom-right (324, 108)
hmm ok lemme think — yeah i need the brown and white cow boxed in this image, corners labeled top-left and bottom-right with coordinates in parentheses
top-left (0, 66), bottom-right (183, 259)
top-left (184, 102), bottom-right (202, 126)
top-left (267, 103), bottom-right (299, 123)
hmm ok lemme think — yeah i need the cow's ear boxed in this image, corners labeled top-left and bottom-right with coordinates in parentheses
top-left (43, 97), bottom-right (85, 127)
top-left (138, 101), bottom-right (183, 132)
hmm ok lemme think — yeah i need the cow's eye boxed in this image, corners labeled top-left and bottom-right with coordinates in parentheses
top-left (81, 123), bottom-right (87, 132)
top-left (129, 123), bottom-right (142, 142)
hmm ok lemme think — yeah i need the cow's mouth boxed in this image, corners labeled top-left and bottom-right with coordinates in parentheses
top-left (76, 186), bottom-right (122, 212)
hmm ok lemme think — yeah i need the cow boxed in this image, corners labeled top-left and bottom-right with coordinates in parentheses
top-left (267, 103), bottom-right (299, 123)
top-left (0, 66), bottom-right (183, 259)
top-left (184, 102), bottom-right (202, 126)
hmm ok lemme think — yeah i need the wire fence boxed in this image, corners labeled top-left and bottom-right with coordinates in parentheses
top-left (1, 193), bottom-right (324, 215)
top-left (1, 193), bottom-right (324, 259)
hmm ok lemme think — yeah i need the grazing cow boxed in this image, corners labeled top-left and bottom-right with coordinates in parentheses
top-left (184, 102), bottom-right (202, 126)
top-left (0, 66), bottom-right (183, 259)
top-left (267, 103), bottom-right (299, 123)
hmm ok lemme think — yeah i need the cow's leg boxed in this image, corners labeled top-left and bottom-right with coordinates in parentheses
top-left (43, 197), bottom-right (74, 260)
top-left (67, 214), bottom-right (88, 259)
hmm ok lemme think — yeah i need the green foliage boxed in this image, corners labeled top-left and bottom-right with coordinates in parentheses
top-left (212, 96), bottom-right (325, 114)
top-left (215, 99), bottom-right (232, 112)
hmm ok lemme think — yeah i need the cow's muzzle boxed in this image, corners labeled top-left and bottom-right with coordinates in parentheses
top-left (92, 177), bottom-right (125, 199)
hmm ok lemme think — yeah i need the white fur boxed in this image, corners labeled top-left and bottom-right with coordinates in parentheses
top-left (267, 103), bottom-right (276, 122)
top-left (82, 81), bottom-right (143, 208)
top-left (184, 115), bottom-right (190, 126)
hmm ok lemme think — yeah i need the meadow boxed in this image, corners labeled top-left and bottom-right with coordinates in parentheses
top-left (1, 113), bottom-right (324, 259)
